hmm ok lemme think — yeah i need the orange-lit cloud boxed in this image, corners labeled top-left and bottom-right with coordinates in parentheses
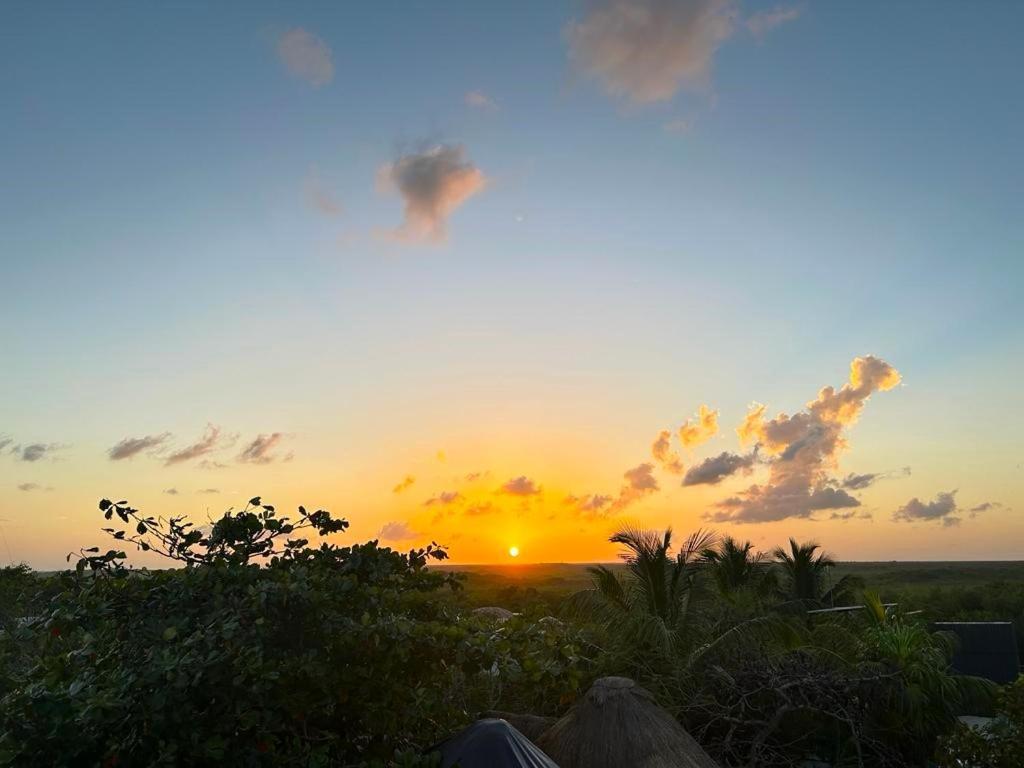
top-left (378, 145), bottom-right (486, 242)
top-left (679, 404), bottom-right (719, 448)
top-left (651, 429), bottom-right (684, 474)
top-left (711, 356), bottom-right (900, 523)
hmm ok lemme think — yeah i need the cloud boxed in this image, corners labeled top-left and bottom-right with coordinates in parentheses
top-left (500, 476), bottom-right (542, 496)
top-left (464, 502), bottom-right (496, 517)
top-left (830, 509), bottom-right (872, 522)
top-left (277, 28), bottom-right (334, 87)
top-left (565, 493), bottom-right (615, 518)
top-left (807, 486), bottom-right (860, 510)
top-left (745, 5), bottom-right (801, 39)
top-left (379, 520), bottom-right (419, 542)
top-left (197, 488), bottom-right (220, 495)
top-left (566, 0), bottom-right (736, 104)
top-left (165, 424), bottom-right (223, 466)
top-left (16, 443), bottom-right (63, 462)
top-left (424, 490), bottom-right (462, 506)
top-left (608, 462), bottom-right (660, 513)
top-left (679, 405), bottom-right (719, 448)
top-left (237, 433), bottom-right (287, 464)
top-left (163, 488), bottom-right (179, 496)
top-left (969, 501), bottom-right (1003, 516)
top-left (17, 482), bottom-right (43, 492)
top-left (378, 144), bottom-right (486, 242)
top-left (841, 466), bottom-right (911, 490)
top-left (465, 90), bottom-right (497, 110)
top-left (392, 475), bottom-right (416, 494)
top-left (651, 430), bottom-right (685, 474)
top-left (305, 168), bottom-right (342, 216)
top-left (713, 356), bottom-right (900, 523)
top-left (683, 451), bottom-right (756, 486)
top-left (108, 433), bottom-right (171, 461)
top-left (0, 437), bottom-right (12, 452)
top-left (464, 471), bottom-right (486, 482)
top-left (893, 491), bottom-right (960, 527)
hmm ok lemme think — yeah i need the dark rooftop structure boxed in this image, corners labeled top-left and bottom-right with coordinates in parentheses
top-left (933, 621), bottom-right (1020, 684)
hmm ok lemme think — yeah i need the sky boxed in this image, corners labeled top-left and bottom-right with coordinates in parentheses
top-left (1, 1), bottom-right (1022, 569)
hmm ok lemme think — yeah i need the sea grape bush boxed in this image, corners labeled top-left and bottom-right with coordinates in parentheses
top-left (0, 499), bottom-right (590, 767)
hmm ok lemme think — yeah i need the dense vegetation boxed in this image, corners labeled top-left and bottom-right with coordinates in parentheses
top-left (0, 499), bottom-right (1020, 766)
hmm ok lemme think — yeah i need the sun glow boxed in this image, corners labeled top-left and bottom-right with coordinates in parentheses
top-left (508, 546), bottom-right (520, 558)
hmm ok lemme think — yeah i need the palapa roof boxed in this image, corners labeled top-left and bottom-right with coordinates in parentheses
top-left (537, 677), bottom-right (719, 768)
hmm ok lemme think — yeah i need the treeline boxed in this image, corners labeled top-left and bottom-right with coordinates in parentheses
top-left (0, 500), bottom-right (1020, 766)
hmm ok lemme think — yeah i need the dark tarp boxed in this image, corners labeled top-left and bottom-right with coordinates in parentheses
top-left (433, 718), bottom-right (560, 768)
top-left (933, 621), bottom-right (1021, 684)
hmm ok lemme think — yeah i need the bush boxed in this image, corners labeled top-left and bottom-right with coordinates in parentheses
top-left (0, 499), bottom-right (590, 767)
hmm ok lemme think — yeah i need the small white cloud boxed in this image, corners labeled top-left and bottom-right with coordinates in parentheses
top-left (379, 520), bottom-right (419, 541)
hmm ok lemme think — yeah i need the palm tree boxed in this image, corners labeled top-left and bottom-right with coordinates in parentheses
top-left (570, 526), bottom-right (717, 661)
top-left (701, 536), bottom-right (772, 602)
top-left (772, 538), bottom-right (861, 607)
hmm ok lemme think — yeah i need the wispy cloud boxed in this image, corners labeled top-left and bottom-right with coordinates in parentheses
top-left (566, 0), bottom-right (736, 104)
top-left (165, 424), bottom-right (223, 466)
top-left (745, 5), bottom-right (801, 40)
top-left (277, 28), bottom-right (334, 87)
top-left (237, 432), bottom-right (287, 464)
top-left (305, 168), bottom-right (342, 216)
top-left (392, 475), bottom-right (416, 494)
top-left (378, 144), bottom-right (486, 243)
top-left (163, 488), bottom-right (179, 496)
top-left (608, 462), bottom-right (660, 513)
top-left (424, 490), bottom-right (462, 506)
top-left (17, 482), bottom-right (51, 492)
top-left (108, 433), bottom-right (171, 461)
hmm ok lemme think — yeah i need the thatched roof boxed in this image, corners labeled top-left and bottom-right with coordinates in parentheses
top-left (471, 606), bottom-right (515, 621)
top-left (480, 710), bottom-right (557, 742)
top-left (537, 677), bottom-right (719, 768)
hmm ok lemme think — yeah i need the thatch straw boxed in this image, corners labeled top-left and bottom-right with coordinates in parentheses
top-left (480, 711), bottom-right (556, 742)
top-left (537, 676), bottom-right (719, 768)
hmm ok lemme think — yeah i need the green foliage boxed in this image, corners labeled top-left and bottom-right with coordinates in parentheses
top-left (938, 676), bottom-right (1024, 768)
top-left (0, 499), bottom-right (591, 767)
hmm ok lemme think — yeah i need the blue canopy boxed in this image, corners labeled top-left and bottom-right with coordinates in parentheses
top-left (434, 718), bottom-right (560, 768)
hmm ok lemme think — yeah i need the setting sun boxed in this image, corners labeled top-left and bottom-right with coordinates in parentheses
top-left (508, 546), bottom-right (520, 558)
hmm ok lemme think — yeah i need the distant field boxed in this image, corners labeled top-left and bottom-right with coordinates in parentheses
top-left (441, 561), bottom-right (1024, 616)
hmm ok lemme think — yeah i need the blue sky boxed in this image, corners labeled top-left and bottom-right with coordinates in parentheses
top-left (1, 1), bottom-right (1022, 566)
